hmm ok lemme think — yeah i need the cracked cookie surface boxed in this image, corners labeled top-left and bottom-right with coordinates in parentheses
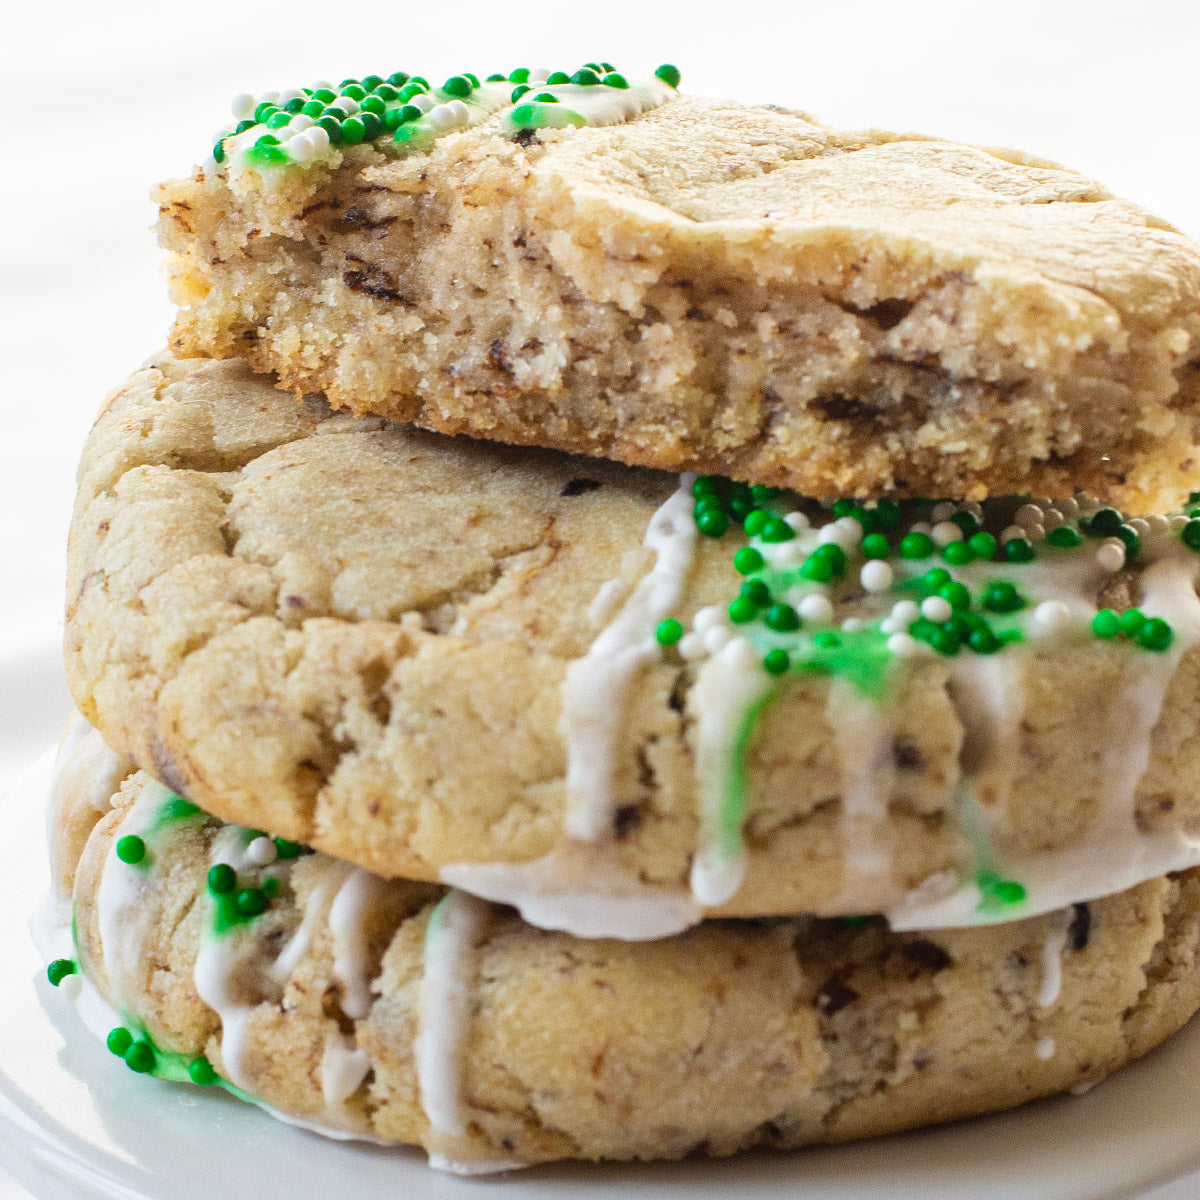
top-left (158, 94), bottom-right (1200, 511)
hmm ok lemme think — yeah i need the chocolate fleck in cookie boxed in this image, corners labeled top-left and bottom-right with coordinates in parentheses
top-left (157, 66), bottom-right (1200, 511)
top-left (41, 733), bottom-right (1200, 1171)
top-left (65, 355), bottom-right (1200, 935)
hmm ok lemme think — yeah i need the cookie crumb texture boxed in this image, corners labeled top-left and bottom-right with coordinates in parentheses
top-left (64, 356), bottom-right (1200, 917)
top-left (60, 763), bottom-right (1200, 1165)
top-left (158, 95), bottom-right (1200, 511)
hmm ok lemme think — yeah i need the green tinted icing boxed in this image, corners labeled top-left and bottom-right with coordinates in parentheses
top-left (507, 102), bottom-right (587, 130)
top-left (720, 688), bottom-right (778, 858)
top-left (955, 785), bottom-right (1027, 917)
top-left (149, 794), bottom-right (203, 833)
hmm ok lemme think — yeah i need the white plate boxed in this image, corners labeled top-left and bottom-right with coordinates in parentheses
top-left (4, 749), bottom-right (1200, 1200)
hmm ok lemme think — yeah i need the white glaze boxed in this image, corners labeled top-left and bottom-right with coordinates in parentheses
top-left (329, 867), bottom-right (391, 1020)
top-left (1037, 908), bottom-right (1072, 1009)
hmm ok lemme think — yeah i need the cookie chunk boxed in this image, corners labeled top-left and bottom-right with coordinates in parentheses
top-left (45, 748), bottom-right (1200, 1170)
top-left (158, 75), bottom-right (1200, 510)
top-left (65, 355), bottom-right (1200, 933)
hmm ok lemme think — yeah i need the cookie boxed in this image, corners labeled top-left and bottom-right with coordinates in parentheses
top-left (157, 67), bottom-right (1200, 511)
top-left (66, 354), bottom-right (1200, 936)
top-left (41, 740), bottom-right (1200, 1171)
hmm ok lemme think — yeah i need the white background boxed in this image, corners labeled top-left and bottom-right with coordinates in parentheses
top-left (1, 1), bottom-right (1198, 1195)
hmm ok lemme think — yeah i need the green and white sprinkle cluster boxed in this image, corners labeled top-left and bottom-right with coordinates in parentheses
top-left (207, 63), bottom-right (681, 170)
top-left (656, 479), bottom-right (1200, 688)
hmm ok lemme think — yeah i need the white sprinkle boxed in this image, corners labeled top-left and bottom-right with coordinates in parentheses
top-left (211, 128), bottom-right (233, 144)
top-left (1096, 539), bottom-right (1126, 572)
top-left (887, 633), bottom-right (920, 657)
top-left (1043, 509), bottom-right (1066, 532)
top-left (724, 637), bottom-right (758, 672)
top-left (1036, 1037), bottom-right (1056, 1060)
top-left (765, 541), bottom-right (805, 569)
top-left (1129, 518), bottom-right (1151, 537)
top-left (963, 501), bottom-right (984, 520)
top-left (931, 521), bottom-right (963, 547)
top-left (817, 523), bottom-right (845, 547)
top-left (703, 626), bottom-right (732, 655)
top-left (678, 633), bottom-right (703, 661)
top-left (1169, 513), bottom-right (1190, 531)
top-left (1016, 503), bottom-right (1045, 529)
top-left (246, 836), bottom-right (278, 867)
top-left (784, 511), bottom-right (810, 531)
top-left (231, 93), bottom-right (257, 121)
top-left (842, 618), bottom-right (865, 633)
top-left (693, 606), bottom-right (724, 635)
top-left (1030, 600), bottom-right (1072, 638)
top-left (799, 595), bottom-right (834, 624)
top-left (1025, 523), bottom-right (1046, 543)
top-left (306, 126), bottom-right (331, 153)
top-left (909, 520), bottom-right (931, 535)
top-left (1000, 525), bottom-right (1026, 545)
top-left (426, 104), bottom-right (458, 133)
top-left (261, 90), bottom-right (280, 104)
top-left (528, 67), bottom-right (552, 82)
top-left (412, 93), bottom-right (436, 114)
top-left (835, 516), bottom-right (864, 548)
top-left (288, 113), bottom-right (315, 132)
top-left (287, 134), bottom-right (315, 161)
top-left (1144, 514), bottom-right (1170, 534)
top-left (860, 560), bottom-right (894, 593)
top-left (921, 596), bottom-right (953, 622)
top-left (279, 88), bottom-right (306, 105)
top-left (931, 502), bottom-right (957, 523)
top-left (889, 600), bottom-right (920, 625)
top-left (331, 96), bottom-right (359, 115)
top-left (1057, 497), bottom-right (1080, 519)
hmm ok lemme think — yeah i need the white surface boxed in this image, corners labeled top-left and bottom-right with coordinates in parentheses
top-left (2, 1), bottom-right (1200, 1195)
top-left (5, 732), bottom-right (1200, 1199)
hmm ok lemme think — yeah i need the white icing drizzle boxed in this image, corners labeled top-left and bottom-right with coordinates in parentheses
top-left (562, 475), bottom-right (697, 842)
top-left (415, 891), bottom-right (516, 1174)
top-left (826, 677), bottom-right (900, 911)
top-left (1037, 908), bottom-right (1072, 1009)
top-left (329, 867), bottom-right (391, 1020)
top-left (443, 477), bottom-right (704, 939)
top-left (1036, 1037), bottom-right (1057, 1060)
top-left (321, 1036), bottom-right (371, 1108)
top-left (689, 638), bottom-right (772, 907)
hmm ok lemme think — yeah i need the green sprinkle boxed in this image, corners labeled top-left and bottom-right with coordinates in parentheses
top-left (921, 567), bottom-right (952, 592)
top-left (968, 627), bottom-right (1001, 654)
top-left (950, 511), bottom-right (981, 536)
top-left (750, 484), bottom-right (779, 503)
top-left (571, 68), bottom-right (602, 86)
top-left (1004, 537), bottom-right (1036, 563)
top-left (930, 628), bottom-right (961, 656)
top-left (207, 863), bottom-right (237, 895)
top-left (740, 579), bottom-right (771, 606)
top-left (546, 71), bottom-right (571, 85)
top-left (1047, 525), bottom-right (1082, 548)
top-left (1120, 608), bottom-right (1147, 637)
top-left (212, 140), bottom-right (227, 165)
top-left (317, 115), bottom-right (344, 144)
top-left (861, 533), bottom-right (890, 559)
top-left (359, 94), bottom-right (385, 115)
top-left (696, 508), bottom-right (729, 538)
top-left (188, 1057), bottom-right (218, 1086)
top-left (692, 475), bottom-right (721, 498)
top-left (509, 68), bottom-right (531, 83)
top-left (442, 75), bottom-right (473, 97)
top-left (832, 499), bottom-right (857, 518)
top-left (1117, 524), bottom-right (1141, 559)
top-left (125, 1041), bottom-right (156, 1074)
top-left (734, 546), bottom-right (765, 574)
top-left (655, 618), bottom-right (683, 645)
top-left (742, 509), bottom-right (769, 536)
top-left (812, 631), bottom-right (842, 649)
top-left (982, 581), bottom-right (1026, 614)
top-left (762, 648), bottom-right (791, 676)
top-left (939, 581), bottom-right (971, 611)
top-left (603, 72), bottom-right (629, 89)
top-left (341, 84), bottom-right (367, 101)
top-left (1139, 618), bottom-right (1174, 652)
top-left (801, 556), bottom-right (834, 584)
top-left (261, 875), bottom-right (281, 899)
top-left (116, 835), bottom-right (146, 865)
top-left (107, 1027), bottom-right (134, 1057)
top-left (1092, 609), bottom-right (1121, 638)
top-left (764, 604), bottom-right (801, 633)
top-left (312, 88), bottom-right (336, 103)
top-left (235, 888), bottom-right (268, 918)
top-left (728, 597), bottom-right (758, 624)
top-left (340, 116), bottom-right (366, 145)
top-left (968, 531), bottom-right (998, 559)
top-left (759, 517), bottom-right (795, 543)
top-left (1089, 507), bottom-right (1124, 537)
top-left (900, 532), bottom-right (934, 559)
top-left (274, 837), bottom-right (304, 859)
top-left (47, 959), bottom-right (76, 987)
top-left (265, 111), bottom-right (292, 129)
top-left (655, 63), bottom-right (682, 88)
top-left (510, 84), bottom-right (532, 103)
top-left (978, 872), bottom-right (1027, 908)
top-left (1182, 519), bottom-right (1200, 551)
top-left (942, 540), bottom-right (974, 566)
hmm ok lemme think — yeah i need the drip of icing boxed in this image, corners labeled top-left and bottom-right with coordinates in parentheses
top-left (826, 677), bottom-right (900, 910)
top-left (443, 477), bottom-right (704, 939)
top-left (689, 637), bottom-right (773, 906)
top-left (321, 1036), bottom-right (371, 1108)
top-left (1037, 908), bottom-right (1072, 1009)
top-left (1036, 1037), bottom-right (1057, 1060)
top-left (416, 892), bottom-right (517, 1174)
top-left (562, 475), bottom-right (696, 842)
top-left (329, 867), bottom-right (391, 1020)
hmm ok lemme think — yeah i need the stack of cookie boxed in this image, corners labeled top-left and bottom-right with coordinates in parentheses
top-left (39, 64), bottom-right (1200, 1171)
